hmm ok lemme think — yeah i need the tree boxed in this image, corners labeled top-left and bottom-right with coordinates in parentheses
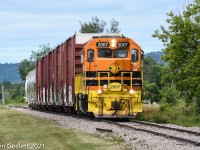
top-left (143, 57), bottom-right (157, 81)
top-left (18, 59), bottom-right (35, 81)
top-left (79, 16), bottom-right (106, 33)
top-left (79, 16), bottom-right (121, 33)
top-left (107, 18), bottom-right (121, 33)
top-left (160, 85), bottom-right (181, 105)
top-left (18, 44), bottom-right (52, 81)
top-left (143, 57), bottom-right (163, 103)
top-left (143, 81), bottom-right (160, 104)
top-left (30, 43), bottom-right (52, 63)
top-left (143, 57), bottom-right (163, 88)
top-left (153, 0), bottom-right (200, 112)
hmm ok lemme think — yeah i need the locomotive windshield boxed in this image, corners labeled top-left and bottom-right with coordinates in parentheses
top-left (98, 49), bottom-right (128, 58)
top-left (98, 49), bottom-right (112, 58)
top-left (114, 49), bottom-right (128, 58)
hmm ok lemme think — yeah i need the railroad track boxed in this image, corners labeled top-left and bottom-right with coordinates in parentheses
top-left (102, 120), bottom-right (200, 146)
top-left (9, 106), bottom-right (200, 146)
top-left (131, 120), bottom-right (200, 135)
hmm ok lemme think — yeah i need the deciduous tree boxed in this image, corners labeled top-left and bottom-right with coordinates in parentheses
top-left (79, 16), bottom-right (121, 33)
top-left (153, 0), bottom-right (200, 113)
top-left (143, 57), bottom-right (163, 103)
top-left (30, 43), bottom-right (52, 63)
top-left (18, 59), bottom-right (35, 81)
top-left (79, 16), bottom-right (107, 33)
top-left (18, 44), bottom-right (52, 81)
top-left (107, 18), bottom-right (121, 33)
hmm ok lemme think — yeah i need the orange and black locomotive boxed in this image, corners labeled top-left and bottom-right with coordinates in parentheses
top-left (25, 33), bottom-right (143, 118)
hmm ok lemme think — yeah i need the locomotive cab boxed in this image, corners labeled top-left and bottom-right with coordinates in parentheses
top-left (75, 34), bottom-right (143, 118)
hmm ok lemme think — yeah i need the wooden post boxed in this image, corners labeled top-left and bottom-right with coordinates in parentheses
top-left (2, 86), bottom-right (4, 108)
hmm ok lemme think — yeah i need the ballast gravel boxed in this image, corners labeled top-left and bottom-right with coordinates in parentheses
top-left (10, 107), bottom-right (200, 150)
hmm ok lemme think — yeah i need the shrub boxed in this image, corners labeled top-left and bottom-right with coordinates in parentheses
top-left (136, 101), bottom-right (200, 126)
top-left (151, 111), bottom-right (169, 123)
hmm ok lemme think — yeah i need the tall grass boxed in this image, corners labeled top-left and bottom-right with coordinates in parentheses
top-left (136, 102), bottom-right (200, 127)
top-left (135, 103), bottom-right (167, 123)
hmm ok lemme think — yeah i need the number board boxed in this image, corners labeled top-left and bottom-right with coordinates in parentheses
top-left (117, 42), bottom-right (129, 48)
top-left (96, 42), bottom-right (110, 48)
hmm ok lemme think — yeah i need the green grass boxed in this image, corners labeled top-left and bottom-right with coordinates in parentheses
top-left (7, 102), bottom-right (28, 107)
top-left (170, 116), bottom-right (200, 127)
top-left (6, 97), bottom-right (28, 107)
top-left (0, 109), bottom-right (128, 150)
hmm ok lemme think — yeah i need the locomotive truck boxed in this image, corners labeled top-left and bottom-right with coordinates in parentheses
top-left (25, 33), bottom-right (143, 118)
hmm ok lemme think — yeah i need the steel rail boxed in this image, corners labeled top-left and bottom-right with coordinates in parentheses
top-left (103, 120), bottom-right (200, 146)
top-left (132, 120), bottom-right (200, 136)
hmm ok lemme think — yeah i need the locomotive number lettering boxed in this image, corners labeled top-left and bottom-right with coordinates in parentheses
top-left (110, 83), bottom-right (121, 91)
top-left (110, 85), bottom-right (120, 89)
top-left (96, 42), bottom-right (110, 47)
top-left (117, 42), bottom-right (129, 47)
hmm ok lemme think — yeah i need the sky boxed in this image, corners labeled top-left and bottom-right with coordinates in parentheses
top-left (0, 0), bottom-right (189, 63)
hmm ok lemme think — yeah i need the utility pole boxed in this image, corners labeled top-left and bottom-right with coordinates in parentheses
top-left (2, 85), bottom-right (4, 108)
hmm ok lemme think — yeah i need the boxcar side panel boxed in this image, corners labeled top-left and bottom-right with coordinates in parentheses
top-left (53, 49), bottom-right (58, 105)
top-left (67, 37), bottom-right (74, 105)
top-left (62, 42), bottom-right (67, 105)
top-left (57, 45), bottom-right (62, 105)
top-left (35, 35), bottom-right (85, 108)
top-left (50, 51), bottom-right (54, 105)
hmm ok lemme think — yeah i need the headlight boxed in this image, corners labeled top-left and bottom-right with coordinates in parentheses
top-left (129, 89), bottom-right (134, 94)
top-left (103, 84), bottom-right (108, 89)
top-left (111, 39), bottom-right (116, 47)
top-left (97, 89), bottom-right (102, 94)
top-left (111, 43), bottom-right (116, 47)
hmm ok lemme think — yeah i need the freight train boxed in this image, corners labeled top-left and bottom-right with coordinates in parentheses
top-left (25, 33), bottom-right (143, 118)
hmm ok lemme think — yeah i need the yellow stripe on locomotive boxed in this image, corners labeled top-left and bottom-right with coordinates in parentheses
top-left (75, 35), bottom-right (143, 118)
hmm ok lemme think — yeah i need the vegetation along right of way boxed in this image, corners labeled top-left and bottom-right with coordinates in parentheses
top-left (137, 0), bottom-right (200, 126)
top-left (1, 0), bottom-right (200, 126)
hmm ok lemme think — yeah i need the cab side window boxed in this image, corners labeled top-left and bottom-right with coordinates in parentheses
top-left (131, 49), bottom-right (138, 62)
top-left (87, 49), bottom-right (94, 62)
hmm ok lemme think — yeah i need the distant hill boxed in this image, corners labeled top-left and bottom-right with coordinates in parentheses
top-left (144, 51), bottom-right (164, 64)
top-left (0, 63), bottom-right (22, 83)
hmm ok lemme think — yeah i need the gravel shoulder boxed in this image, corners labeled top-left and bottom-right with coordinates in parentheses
top-left (9, 107), bottom-right (200, 150)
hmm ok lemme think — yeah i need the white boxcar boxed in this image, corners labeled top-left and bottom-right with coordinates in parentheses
top-left (25, 69), bottom-right (36, 106)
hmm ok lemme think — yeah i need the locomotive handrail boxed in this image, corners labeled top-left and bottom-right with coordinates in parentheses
top-left (97, 72), bottom-right (133, 90)
top-left (98, 72), bottom-right (110, 89)
top-left (121, 72), bottom-right (133, 89)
